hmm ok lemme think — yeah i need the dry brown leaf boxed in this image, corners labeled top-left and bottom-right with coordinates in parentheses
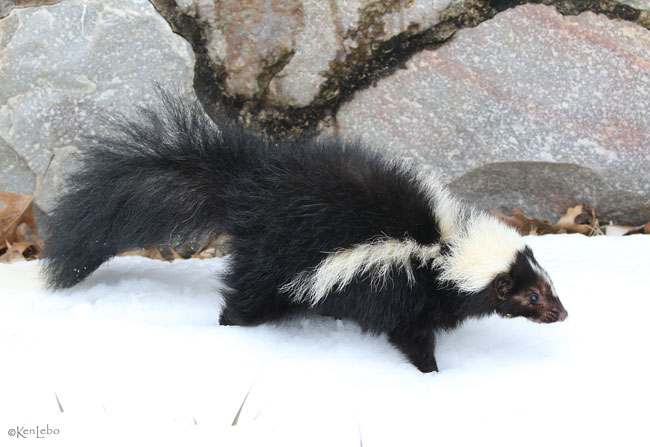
top-left (0, 191), bottom-right (36, 251)
top-left (169, 247), bottom-right (183, 260)
top-left (556, 204), bottom-right (584, 227)
top-left (491, 209), bottom-right (531, 235)
top-left (191, 234), bottom-right (231, 259)
top-left (23, 226), bottom-right (45, 252)
top-left (118, 234), bottom-right (232, 261)
top-left (0, 240), bottom-right (41, 263)
top-left (14, 222), bottom-right (44, 256)
top-left (118, 247), bottom-right (166, 260)
top-left (493, 204), bottom-right (605, 236)
top-left (118, 246), bottom-right (189, 261)
top-left (15, 221), bottom-right (28, 240)
top-left (0, 157), bottom-right (54, 262)
top-left (192, 248), bottom-right (217, 259)
top-left (554, 204), bottom-right (599, 235)
top-left (492, 208), bottom-right (555, 236)
top-left (148, 248), bottom-right (166, 261)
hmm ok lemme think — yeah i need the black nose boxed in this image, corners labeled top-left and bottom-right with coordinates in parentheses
top-left (558, 309), bottom-right (568, 322)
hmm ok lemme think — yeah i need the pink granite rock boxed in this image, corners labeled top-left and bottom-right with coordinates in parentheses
top-left (337, 4), bottom-right (650, 222)
top-left (155, 0), bottom-right (454, 107)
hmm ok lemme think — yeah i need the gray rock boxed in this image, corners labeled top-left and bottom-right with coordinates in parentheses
top-left (0, 1), bottom-right (60, 19)
top-left (0, 135), bottom-right (36, 197)
top-left (338, 4), bottom-right (650, 223)
top-left (597, 193), bottom-right (650, 225)
top-left (447, 162), bottom-right (607, 221)
top-left (2, 0), bottom-right (648, 228)
top-left (0, 0), bottom-right (195, 220)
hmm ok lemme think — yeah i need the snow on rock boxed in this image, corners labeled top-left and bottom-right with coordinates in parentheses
top-left (1, 234), bottom-right (649, 446)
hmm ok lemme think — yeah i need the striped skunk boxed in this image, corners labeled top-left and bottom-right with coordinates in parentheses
top-left (43, 96), bottom-right (568, 372)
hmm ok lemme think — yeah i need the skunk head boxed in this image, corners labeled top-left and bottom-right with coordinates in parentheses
top-left (493, 247), bottom-right (568, 323)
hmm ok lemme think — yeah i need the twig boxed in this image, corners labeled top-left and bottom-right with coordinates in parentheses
top-left (231, 373), bottom-right (261, 426)
top-left (54, 392), bottom-right (64, 413)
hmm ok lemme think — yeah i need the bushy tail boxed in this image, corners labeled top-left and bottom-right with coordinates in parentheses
top-left (43, 95), bottom-right (262, 288)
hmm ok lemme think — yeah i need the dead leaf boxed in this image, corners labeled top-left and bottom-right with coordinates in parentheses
top-left (492, 208), bottom-right (555, 236)
top-left (168, 247), bottom-right (183, 260)
top-left (193, 234), bottom-right (230, 259)
top-left (0, 191), bottom-right (36, 251)
top-left (155, 245), bottom-right (184, 261)
top-left (118, 234), bottom-right (232, 261)
top-left (118, 247), bottom-right (166, 260)
top-left (556, 204), bottom-right (584, 227)
top-left (493, 204), bottom-right (604, 236)
top-left (184, 234), bottom-right (232, 259)
top-left (22, 224), bottom-right (45, 252)
top-left (554, 204), bottom-right (599, 235)
top-left (192, 247), bottom-right (216, 259)
top-left (0, 240), bottom-right (41, 263)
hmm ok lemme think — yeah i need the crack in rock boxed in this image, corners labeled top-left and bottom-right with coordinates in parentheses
top-left (148, 0), bottom-right (649, 140)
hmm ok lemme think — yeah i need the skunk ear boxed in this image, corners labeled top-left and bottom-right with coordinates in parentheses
top-left (494, 274), bottom-right (513, 300)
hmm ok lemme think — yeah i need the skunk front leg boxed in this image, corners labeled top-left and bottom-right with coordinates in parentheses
top-left (388, 326), bottom-right (438, 373)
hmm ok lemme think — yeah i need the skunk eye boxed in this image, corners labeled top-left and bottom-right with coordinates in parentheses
top-left (529, 294), bottom-right (539, 303)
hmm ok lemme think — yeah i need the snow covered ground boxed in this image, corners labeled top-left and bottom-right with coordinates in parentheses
top-left (1, 234), bottom-right (649, 447)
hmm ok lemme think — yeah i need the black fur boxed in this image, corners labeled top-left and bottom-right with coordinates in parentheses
top-left (44, 96), bottom-right (566, 372)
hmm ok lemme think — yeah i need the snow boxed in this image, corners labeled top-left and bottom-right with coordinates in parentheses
top-left (1, 234), bottom-right (649, 446)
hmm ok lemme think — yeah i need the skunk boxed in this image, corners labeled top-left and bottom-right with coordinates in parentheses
top-left (44, 96), bottom-right (568, 372)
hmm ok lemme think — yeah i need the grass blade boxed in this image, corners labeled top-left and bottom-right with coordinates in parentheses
top-left (55, 393), bottom-right (64, 413)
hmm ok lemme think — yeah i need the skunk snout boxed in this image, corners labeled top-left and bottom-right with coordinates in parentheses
top-left (545, 305), bottom-right (568, 323)
top-left (535, 301), bottom-right (568, 323)
top-left (553, 298), bottom-right (568, 322)
top-left (545, 295), bottom-right (568, 323)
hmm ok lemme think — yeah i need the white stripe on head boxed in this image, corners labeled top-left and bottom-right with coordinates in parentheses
top-left (435, 213), bottom-right (526, 292)
top-left (419, 174), bottom-right (526, 292)
top-left (526, 254), bottom-right (558, 296)
top-left (281, 239), bottom-right (441, 305)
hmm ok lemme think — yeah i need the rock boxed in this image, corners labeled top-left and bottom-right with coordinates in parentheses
top-left (0, 136), bottom-right (35, 197)
top-left (0, 0), bottom-right (195, 220)
top-left (619, 0), bottom-right (650, 10)
top-left (2, 0), bottom-right (649, 226)
top-left (337, 4), bottom-right (650, 223)
top-left (150, 0), bottom-right (478, 136)
top-left (152, 0), bottom-right (453, 107)
top-left (150, 0), bottom-right (650, 138)
top-left (447, 162), bottom-right (607, 221)
top-left (597, 193), bottom-right (650, 225)
top-left (0, 1), bottom-right (60, 19)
